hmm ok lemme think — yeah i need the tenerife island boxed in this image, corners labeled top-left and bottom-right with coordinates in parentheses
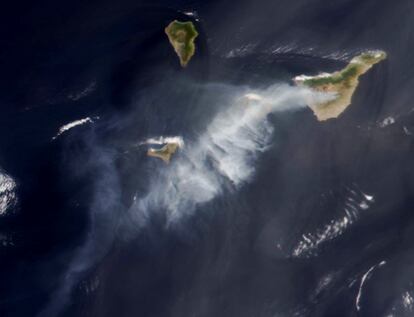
top-left (293, 50), bottom-right (387, 121)
top-left (165, 20), bottom-right (198, 67)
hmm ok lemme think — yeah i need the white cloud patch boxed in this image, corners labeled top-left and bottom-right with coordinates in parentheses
top-left (379, 116), bottom-right (396, 128)
top-left (140, 136), bottom-right (185, 148)
top-left (0, 171), bottom-right (17, 216)
top-left (355, 261), bottom-right (386, 312)
top-left (53, 117), bottom-right (97, 140)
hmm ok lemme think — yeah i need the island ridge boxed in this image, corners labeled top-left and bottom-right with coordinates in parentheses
top-left (293, 51), bottom-right (387, 121)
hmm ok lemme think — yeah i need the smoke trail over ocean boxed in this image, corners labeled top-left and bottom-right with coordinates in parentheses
top-left (38, 139), bottom-right (122, 317)
top-left (127, 83), bottom-right (333, 227)
top-left (39, 82), bottom-right (332, 316)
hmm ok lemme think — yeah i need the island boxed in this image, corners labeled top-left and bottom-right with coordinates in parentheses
top-left (165, 20), bottom-right (198, 67)
top-left (293, 50), bottom-right (387, 121)
top-left (147, 143), bottom-right (179, 164)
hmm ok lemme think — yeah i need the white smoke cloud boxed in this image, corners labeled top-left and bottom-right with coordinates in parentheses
top-left (40, 82), bottom-right (333, 316)
top-left (129, 83), bottom-right (333, 227)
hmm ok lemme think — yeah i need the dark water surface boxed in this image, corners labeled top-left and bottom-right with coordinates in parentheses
top-left (0, 0), bottom-right (414, 316)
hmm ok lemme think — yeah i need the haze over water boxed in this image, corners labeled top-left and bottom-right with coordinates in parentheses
top-left (0, 1), bottom-right (414, 317)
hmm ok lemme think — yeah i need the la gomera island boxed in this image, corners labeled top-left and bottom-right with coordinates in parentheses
top-left (294, 50), bottom-right (387, 121)
top-left (165, 20), bottom-right (198, 67)
top-left (147, 143), bottom-right (179, 164)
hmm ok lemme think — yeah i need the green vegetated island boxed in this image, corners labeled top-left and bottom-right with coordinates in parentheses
top-left (165, 20), bottom-right (198, 67)
top-left (147, 143), bottom-right (179, 164)
top-left (293, 50), bottom-right (387, 121)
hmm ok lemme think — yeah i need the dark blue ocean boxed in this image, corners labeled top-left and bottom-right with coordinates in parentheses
top-left (1, 0), bottom-right (414, 316)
